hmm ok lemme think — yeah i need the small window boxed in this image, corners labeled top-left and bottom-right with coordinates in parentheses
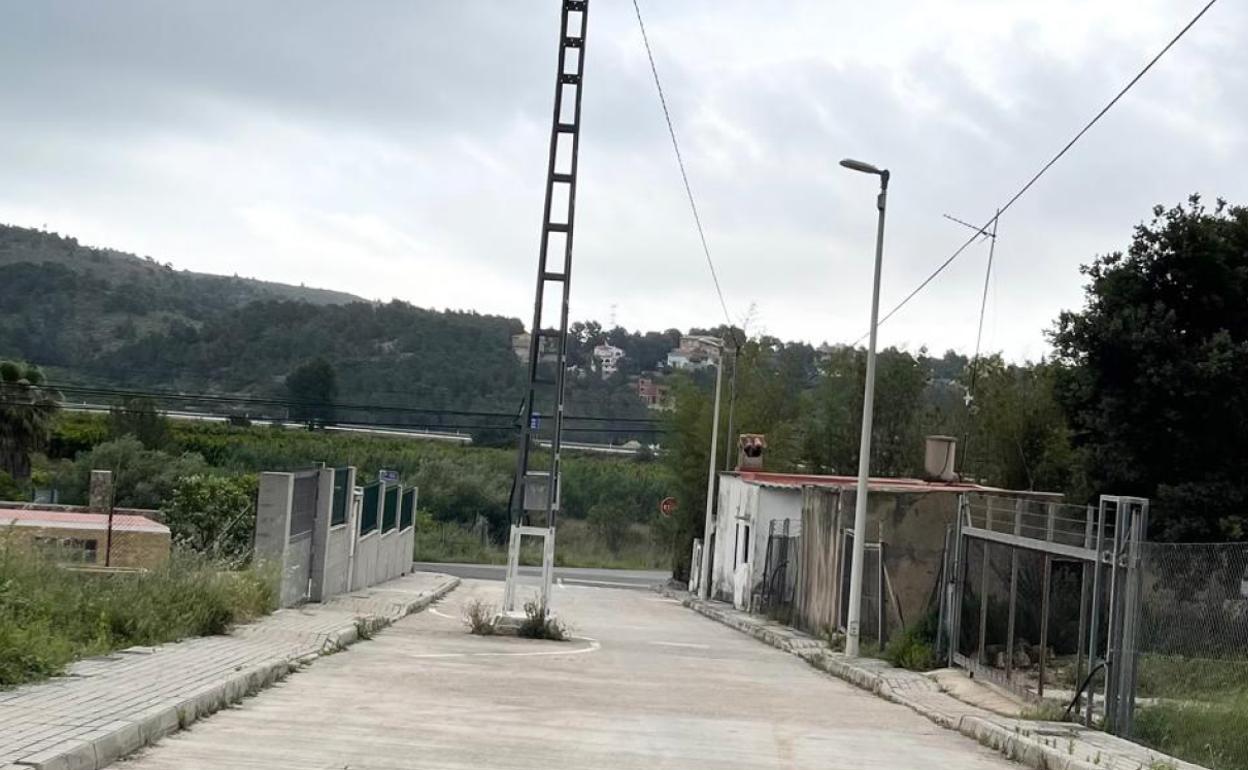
top-left (742, 525), bottom-right (751, 565)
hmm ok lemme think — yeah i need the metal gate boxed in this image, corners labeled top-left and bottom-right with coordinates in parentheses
top-left (757, 519), bottom-right (800, 621)
top-left (938, 494), bottom-right (1149, 735)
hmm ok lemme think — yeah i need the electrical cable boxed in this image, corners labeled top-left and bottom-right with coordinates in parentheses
top-left (853, 0), bottom-right (1221, 343)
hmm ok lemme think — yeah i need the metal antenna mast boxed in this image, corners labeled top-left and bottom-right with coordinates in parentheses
top-left (502, 0), bottom-right (589, 613)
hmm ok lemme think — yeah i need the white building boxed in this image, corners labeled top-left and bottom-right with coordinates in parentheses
top-left (593, 343), bottom-right (625, 377)
top-left (666, 335), bottom-right (721, 371)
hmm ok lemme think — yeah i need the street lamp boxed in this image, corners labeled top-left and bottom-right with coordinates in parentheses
top-left (840, 157), bottom-right (890, 657)
top-left (698, 338), bottom-right (726, 600)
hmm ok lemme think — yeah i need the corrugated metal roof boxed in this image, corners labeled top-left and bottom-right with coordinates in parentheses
top-left (0, 508), bottom-right (170, 534)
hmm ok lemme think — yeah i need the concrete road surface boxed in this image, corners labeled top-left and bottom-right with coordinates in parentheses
top-left (123, 579), bottom-right (1019, 769)
top-left (412, 561), bottom-right (668, 589)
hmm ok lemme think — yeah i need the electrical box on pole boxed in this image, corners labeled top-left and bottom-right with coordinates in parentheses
top-left (502, 0), bottom-right (589, 613)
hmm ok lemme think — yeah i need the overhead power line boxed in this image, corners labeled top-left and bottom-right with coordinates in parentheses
top-left (853, 0), bottom-right (1221, 344)
top-left (47, 382), bottom-right (664, 426)
top-left (632, 0), bottom-right (739, 341)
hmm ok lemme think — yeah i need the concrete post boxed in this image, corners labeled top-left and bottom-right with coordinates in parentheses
top-left (255, 472), bottom-right (294, 603)
top-left (308, 467), bottom-right (335, 602)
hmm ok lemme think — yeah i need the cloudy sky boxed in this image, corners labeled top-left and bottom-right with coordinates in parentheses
top-left (1, 1), bottom-right (1241, 359)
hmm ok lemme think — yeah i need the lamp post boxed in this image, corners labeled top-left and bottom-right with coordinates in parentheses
top-left (698, 339), bottom-right (726, 599)
top-left (840, 157), bottom-right (889, 657)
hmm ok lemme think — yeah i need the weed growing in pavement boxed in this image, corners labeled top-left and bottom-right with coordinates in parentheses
top-left (518, 599), bottom-right (567, 641)
top-left (463, 598), bottom-right (496, 636)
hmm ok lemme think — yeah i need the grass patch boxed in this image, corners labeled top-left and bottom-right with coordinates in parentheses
top-left (0, 542), bottom-right (275, 687)
top-left (1019, 699), bottom-right (1069, 722)
top-left (1135, 654), bottom-right (1248, 700)
top-left (517, 599), bottom-right (567, 641)
top-left (1134, 691), bottom-right (1248, 770)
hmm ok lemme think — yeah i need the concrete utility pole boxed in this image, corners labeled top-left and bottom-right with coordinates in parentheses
top-left (698, 341), bottom-right (725, 599)
top-left (840, 158), bottom-right (889, 657)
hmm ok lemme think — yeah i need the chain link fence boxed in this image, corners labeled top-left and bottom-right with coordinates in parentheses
top-left (1129, 542), bottom-right (1248, 768)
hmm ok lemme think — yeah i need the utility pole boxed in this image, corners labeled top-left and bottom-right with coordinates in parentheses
top-left (502, 0), bottom-right (590, 613)
top-left (698, 340), bottom-right (725, 599)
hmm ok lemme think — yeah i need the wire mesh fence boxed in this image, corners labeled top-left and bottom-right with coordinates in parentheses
top-left (1135, 542), bottom-right (1248, 701)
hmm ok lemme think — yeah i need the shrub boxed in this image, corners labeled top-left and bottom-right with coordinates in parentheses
top-left (162, 474), bottom-right (258, 561)
top-left (884, 611), bottom-right (938, 671)
top-left (518, 599), bottom-right (567, 641)
top-left (463, 598), bottom-right (496, 636)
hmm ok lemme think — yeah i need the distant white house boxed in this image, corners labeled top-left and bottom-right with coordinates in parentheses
top-left (666, 335), bottom-right (721, 370)
top-left (593, 343), bottom-right (625, 377)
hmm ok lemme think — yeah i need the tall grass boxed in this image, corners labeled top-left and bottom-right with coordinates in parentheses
top-left (0, 541), bottom-right (275, 687)
top-left (413, 518), bottom-right (670, 571)
top-left (1134, 692), bottom-right (1248, 770)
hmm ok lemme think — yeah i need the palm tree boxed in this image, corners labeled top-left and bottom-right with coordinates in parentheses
top-left (0, 361), bottom-right (61, 480)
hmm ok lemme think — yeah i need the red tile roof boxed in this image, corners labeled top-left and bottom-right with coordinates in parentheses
top-left (727, 470), bottom-right (1009, 494)
top-left (0, 508), bottom-right (170, 534)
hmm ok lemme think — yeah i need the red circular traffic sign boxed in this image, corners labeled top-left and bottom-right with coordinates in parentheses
top-left (659, 497), bottom-right (678, 517)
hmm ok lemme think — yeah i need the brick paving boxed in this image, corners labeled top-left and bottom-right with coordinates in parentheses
top-left (0, 571), bottom-right (458, 769)
top-left (666, 589), bottom-right (1209, 770)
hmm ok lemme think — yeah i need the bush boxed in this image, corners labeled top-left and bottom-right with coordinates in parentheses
top-left (463, 598), bottom-right (496, 636)
top-left (518, 599), bottom-right (567, 641)
top-left (883, 611), bottom-right (939, 671)
top-left (163, 474), bottom-right (258, 561)
top-left (0, 542), bottom-right (275, 687)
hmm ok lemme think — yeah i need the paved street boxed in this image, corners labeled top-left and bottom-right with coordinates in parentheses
top-left (122, 580), bottom-right (1019, 770)
top-left (412, 561), bottom-right (668, 590)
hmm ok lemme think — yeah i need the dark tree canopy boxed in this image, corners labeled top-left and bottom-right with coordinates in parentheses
top-left (1052, 197), bottom-right (1248, 541)
top-left (285, 358), bottom-right (339, 423)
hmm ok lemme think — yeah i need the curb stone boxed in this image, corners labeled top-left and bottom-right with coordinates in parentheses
top-left (660, 585), bottom-right (1204, 770)
top-left (16, 575), bottom-right (460, 770)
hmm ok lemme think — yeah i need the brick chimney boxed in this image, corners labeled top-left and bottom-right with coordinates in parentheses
top-left (736, 434), bottom-right (766, 471)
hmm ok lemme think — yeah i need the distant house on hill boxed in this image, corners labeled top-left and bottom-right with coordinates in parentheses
top-left (667, 335), bottom-right (721, 370)
top-left (634, 375), bottom-right (673, 411)
top-left (592, 344), bottom-right (625, 377)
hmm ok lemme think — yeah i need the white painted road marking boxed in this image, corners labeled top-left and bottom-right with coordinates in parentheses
top-left (428, 606), bottom-right (456, 620)
top-left (650, 641), bottom-right (710, 650)
top-left (399, 637), bottom-right (601, 659)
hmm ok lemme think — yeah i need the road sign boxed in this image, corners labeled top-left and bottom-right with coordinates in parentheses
top-left (659, 497), bottom-right (678, 517)
top-left (379, 469), bottom-right (399, 484)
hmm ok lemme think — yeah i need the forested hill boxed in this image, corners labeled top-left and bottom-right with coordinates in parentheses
top-left (0, 224), bottom-right (655, 427)
top-left (0, 225), bottom-right (362, 308)
top-left (0, 224), bottom-right (531, 411)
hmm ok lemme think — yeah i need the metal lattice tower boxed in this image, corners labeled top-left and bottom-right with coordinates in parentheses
top-left (503, 0), bottom-right (589, 612)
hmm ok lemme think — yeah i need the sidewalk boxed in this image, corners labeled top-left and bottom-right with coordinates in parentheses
top-left (0, 570), bottom-right (459, 770)
top-left (662, 587), bottom-right (1206, 770)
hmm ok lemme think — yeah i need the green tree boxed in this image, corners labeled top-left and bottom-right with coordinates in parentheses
top-left (588, 500), bottom-right (631, 556)
top-left (108, 396), bottom-right (171, 450)
top-left (285, 358), bottom-right (338, 424)
top-left (0, 361), bottom-right (61, 480)
top-left (962, 356), bottom-right (1073, 491)
top-left (1052, 196), bottom-right (1248, 540)
top-left (162, 474), bottom-right (258, 560)
top-left (66, 437), bottom-right (212, 509)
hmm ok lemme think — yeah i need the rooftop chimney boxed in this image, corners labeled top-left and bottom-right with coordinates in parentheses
top-left (923, 436), bottom-right (958, 482)
top-left (737, 434), bottom-right (766, 471)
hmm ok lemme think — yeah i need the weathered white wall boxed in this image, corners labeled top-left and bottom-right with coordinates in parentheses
top-left (709, 477), bottom-right (803, 610)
